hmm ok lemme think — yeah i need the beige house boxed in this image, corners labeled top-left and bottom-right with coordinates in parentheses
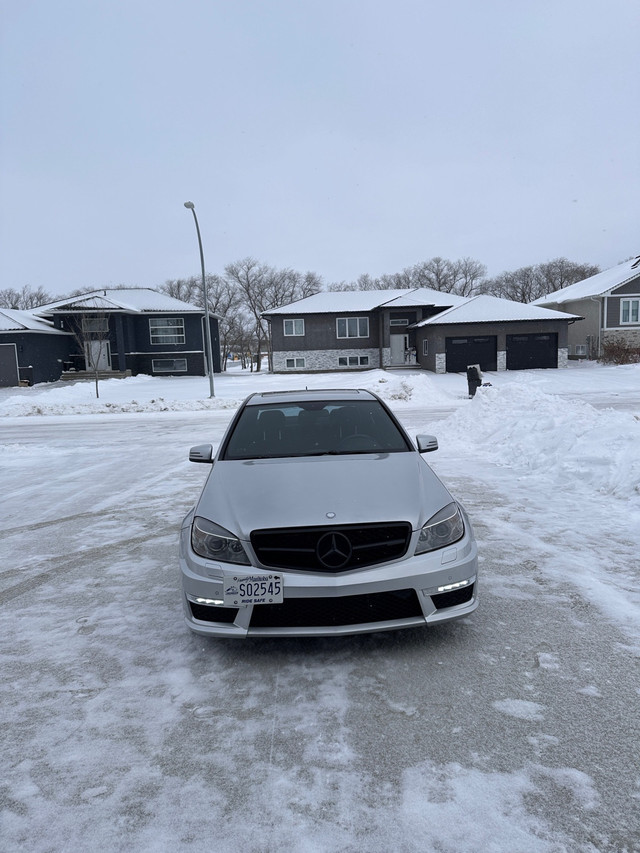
top-left (533, 256), bottom-right (640, 359)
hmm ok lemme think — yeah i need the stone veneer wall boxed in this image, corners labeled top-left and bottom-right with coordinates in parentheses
top-left (274, 345), bottom-right (570, 373)
top-left (272, 348), bottom-right (390, 372)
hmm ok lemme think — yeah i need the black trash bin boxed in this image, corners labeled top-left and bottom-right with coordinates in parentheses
top-left (466, 364), bottom-right (482, 398)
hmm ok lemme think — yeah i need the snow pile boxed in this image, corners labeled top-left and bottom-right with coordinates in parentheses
top-left (0, 393), bottom-right (241, 416)
top-left (0, 369), bottom-right (458, 417)
top-left (440, 383), bottom-right (640, 501)
top-left (0, 375), bottom-right (239, 416)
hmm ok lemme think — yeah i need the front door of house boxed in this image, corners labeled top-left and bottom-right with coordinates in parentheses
top-left (390, 334), bottom-right (408, 365)
top-left (84, 340), bottom-right (111, 371)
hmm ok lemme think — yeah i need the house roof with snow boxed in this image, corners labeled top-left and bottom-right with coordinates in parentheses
top-left (0, 308), bottom-right (71, 335)
top-left (411, 295), bottom-right (582, 327)
top-left (34, 288), bottom-right (220, 316)
top-left (532, 256), bottom-right (640, 306)
top-left (379, 287), bottom-right (468, 309)
top-left (262, 287), bottom-right (466, 316)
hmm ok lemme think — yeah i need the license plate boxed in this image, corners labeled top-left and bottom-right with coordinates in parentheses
top-left (223, 574), bottom-right (284, 606)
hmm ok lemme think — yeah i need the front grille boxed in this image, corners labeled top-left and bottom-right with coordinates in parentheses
top-left (251, 522), bottom-right (411, 573)
top-left (431, 584), bottom-right (475, 610)
top-left (249, 588), bottom-right (423, 628)
top-left (189, 602), bottom-right (239, 623)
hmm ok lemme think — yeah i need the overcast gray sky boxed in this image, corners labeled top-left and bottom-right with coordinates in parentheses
top-left (1, 0), bottom-right (638, 297)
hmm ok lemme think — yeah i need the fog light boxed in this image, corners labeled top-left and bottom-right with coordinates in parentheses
top-left (437, 578), bottom-right (473, 593)
top-left (194, 597), bottom-right (224, 606)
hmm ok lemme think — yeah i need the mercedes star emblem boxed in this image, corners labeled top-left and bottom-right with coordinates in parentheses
top-left (316, 531), bottom-right (352, 569)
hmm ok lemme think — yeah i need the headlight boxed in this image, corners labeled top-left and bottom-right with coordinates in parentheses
top-left (415, 503), bottom-right (464, 554)
top-left (191, 517), bottom-right (250, 564)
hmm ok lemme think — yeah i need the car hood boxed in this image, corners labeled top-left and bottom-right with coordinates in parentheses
top-left (195, 452), bottom-right (454, 539)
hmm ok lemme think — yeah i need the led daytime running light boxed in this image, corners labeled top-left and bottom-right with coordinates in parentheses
top-left (437, 578), bottom-right (472, 593)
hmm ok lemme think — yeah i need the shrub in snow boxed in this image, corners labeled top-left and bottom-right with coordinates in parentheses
top-left (600, 336), bottom-right (640, 365)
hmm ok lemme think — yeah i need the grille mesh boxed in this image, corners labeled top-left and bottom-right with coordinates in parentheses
top-left (251, 522), bottom-right (411, 572)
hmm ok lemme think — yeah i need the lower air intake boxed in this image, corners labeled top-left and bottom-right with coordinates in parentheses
top-left (431, 584), bottom-right (474, 610)
top-left (249, 588), bottom-right (423, 628)
top-left (189, 602), bottom-right (239, 624)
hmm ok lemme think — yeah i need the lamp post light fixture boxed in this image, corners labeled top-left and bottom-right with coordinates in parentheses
top-left (184, 201), bottom-right (215, 398)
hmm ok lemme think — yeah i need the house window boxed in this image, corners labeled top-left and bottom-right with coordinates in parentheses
top-left (285, 357), bottom-right (305, 368)
top-left (82, 317), bottom-right (109, 333)
top-left (338, 355), bottom-right (369, 367)
top-left (390, 319), bottom-right (409, 326)
top-left (149, 317), bottom-right (185, 345)
top-left (336, 317), bottom-right (369, 338)
top-left (283, 319), bottom-right (305, 336)
top-left (423, 340), bottom-right (429, 356)
top-left (575, 344), bottom-right (587, 356)
top-left (620, 299), bottom-right (640, 324)
top-left (152, 358), bottom-right (187, 372)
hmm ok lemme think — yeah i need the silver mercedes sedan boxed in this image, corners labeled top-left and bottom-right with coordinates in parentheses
top-left (179, 389), bottom-right (478, 638)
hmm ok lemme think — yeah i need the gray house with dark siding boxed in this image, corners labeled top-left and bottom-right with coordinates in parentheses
top-left (264, 289), bottom-right (580, 374)
top-left (264, 289), bottom-right (466, 372)
top-left (533, 256), bottom-right (640, 359)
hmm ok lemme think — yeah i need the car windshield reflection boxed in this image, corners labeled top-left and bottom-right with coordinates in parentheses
top-left (222, 399), bottom-right (412, 460)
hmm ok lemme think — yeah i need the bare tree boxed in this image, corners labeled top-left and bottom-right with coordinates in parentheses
top-left (224, 311), bottom-right (257, 370)
top-left (454, 257), bottom-right (488, 296)
top-left (536, 258), bottom-right (600, 295)
top-left (65, 311), bottom-right (112, 398)
top-left (224, 258), bottom-right (322, 371)
top-left (161, 277), bottom-right (202, 305)
top-left (0, 285), bottom-right (53, 309)
top-left (329, 274), bottom-right (377, 292)
top-left (222, 259), bottom-right (270, 372)
top-left (411, 257), bottom-right (456, 291)
top-left (480, 258), bottom-right (601, 303)
top-left (378, 269), bottom-right (414, 289)
top-left (327, 257), bottom-right (486, 296)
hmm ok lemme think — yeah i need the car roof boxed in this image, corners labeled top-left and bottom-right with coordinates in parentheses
top-left (244, 388), bottom-right (378, 406)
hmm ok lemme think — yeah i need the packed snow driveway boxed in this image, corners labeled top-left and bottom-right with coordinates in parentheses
top-left (1, 367), bottom-right (639, 852)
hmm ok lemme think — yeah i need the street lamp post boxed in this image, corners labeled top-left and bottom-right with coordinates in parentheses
top-left (184, 201), bottom-right (215, 398)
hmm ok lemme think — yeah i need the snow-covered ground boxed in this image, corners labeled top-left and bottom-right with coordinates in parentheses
top-left (1, 362), bottom-right (639, 852)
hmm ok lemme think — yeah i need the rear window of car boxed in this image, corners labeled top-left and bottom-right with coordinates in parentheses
top-left (222, 399), bottom-right (412, 459)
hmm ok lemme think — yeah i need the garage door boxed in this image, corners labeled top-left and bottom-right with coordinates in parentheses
top-left (445, 336), bottom-right (497, 373)
top-left (506, 333), bottom-right (557, 370)
top-left (0, 343), bottom-right (19, 387)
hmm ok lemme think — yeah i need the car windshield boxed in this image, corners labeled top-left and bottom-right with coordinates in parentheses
top-left (222, 399), bottom-right (412, 460)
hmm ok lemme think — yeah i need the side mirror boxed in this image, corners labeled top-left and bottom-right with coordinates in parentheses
top-left (416, 434), bottom-right (438, 453)
top-left (189, 444), bottom-right (214, 463)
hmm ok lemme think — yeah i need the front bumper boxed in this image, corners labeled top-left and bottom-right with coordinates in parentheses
top-left (179, 521), bottom-right (478, 638)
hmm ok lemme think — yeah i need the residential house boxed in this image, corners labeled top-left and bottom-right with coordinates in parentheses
top-left (533, 256), bottom-right (640, 358)
top-left (0, 308), bottom-right (74, 387)
top-left (34, 288), bottom-right (221, 378)
top-left (263, 288), bottom-right (580, 374)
